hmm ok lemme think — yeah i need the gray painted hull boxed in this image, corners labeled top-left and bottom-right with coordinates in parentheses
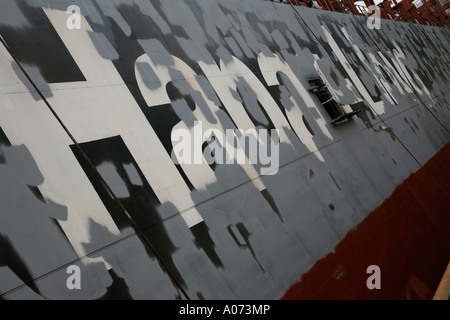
top-left (0, 0), bottom-right (448, 300)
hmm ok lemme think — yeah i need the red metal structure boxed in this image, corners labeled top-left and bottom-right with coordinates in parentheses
top-left (268, 0), bottom-right (450, 27)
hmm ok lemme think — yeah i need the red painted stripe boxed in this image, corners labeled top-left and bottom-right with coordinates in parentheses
top-left (283, 143), bottom-right (450, 300)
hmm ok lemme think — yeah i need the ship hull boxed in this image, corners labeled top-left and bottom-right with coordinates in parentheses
top-left (0, 0), bottom-right (449, 300)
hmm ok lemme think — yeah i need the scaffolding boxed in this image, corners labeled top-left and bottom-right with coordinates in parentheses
top-left (268, 0), bottom-right (450, 27)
